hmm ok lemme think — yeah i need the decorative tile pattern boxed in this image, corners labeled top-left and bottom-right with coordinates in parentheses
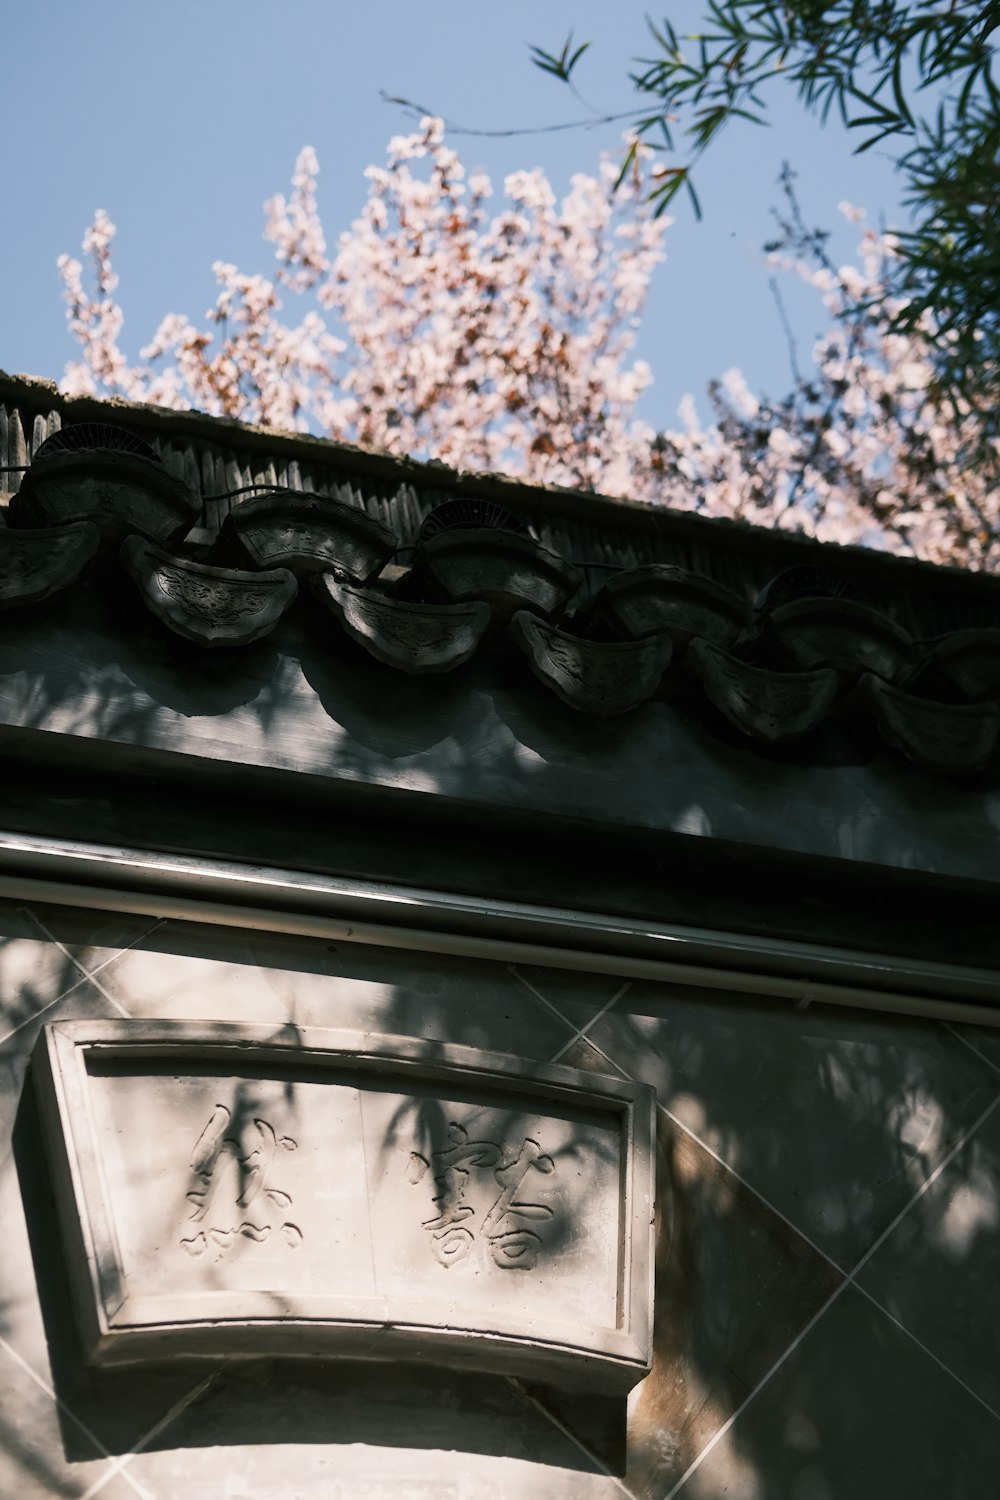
top-left (953, 1024), bottom-right (1000, 1074)
top-left (540, 1037), bottom-right (842, 1498)
top-left (587, 981), bottom-right (999, 1264)
top-left (0, 899), bottom-right (164, 1047)
top-left (858, 1097), bottom-right (1000, 1416)
top-left (0, 1349), bottom-right (120, 1500)
top-left (21, 903), bottom-right (164, 978)
top-left (0, 907), bottom-right (91, 1044)
top-left (8, 377), bottom-right (1000, 760)
top-left (511, 963), bottom-right (630, 1039)
top-left (1, 902), bottom-right (998, 1498)
top-left (623, 1115), bottom-right (841, 1498)
top-left (678, 1287), bottom-right (1000, 1499)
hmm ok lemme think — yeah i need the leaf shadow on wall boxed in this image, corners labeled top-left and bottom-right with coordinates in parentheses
top-left (10, 1025), bottom-right (628, 1480)
top-left (7, 907), bottom-right (1000, 1495)
top-left (559, 998), bottom-right (1000, 1500)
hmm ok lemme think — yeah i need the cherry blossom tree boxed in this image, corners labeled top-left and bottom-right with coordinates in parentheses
top-left (58, 118), bottom-right (1000, 569)
top-left (59, 120), bottom-right (666, 498)
top-left (648, 173), bottom-right (1000, 568)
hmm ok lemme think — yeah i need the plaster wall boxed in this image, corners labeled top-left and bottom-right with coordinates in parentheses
top-left (0, 592), bottom-right (998, 891)
top-left (3, 899), bottom-right (1000, 1498)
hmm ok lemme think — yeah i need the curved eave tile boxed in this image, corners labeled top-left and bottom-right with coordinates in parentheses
top-left (121, 535), bottom-right (297, 648)
top-left (315, 574), bottom-right (491, 674)
top-left (770, 597), bottom-right (913, 680)
top-left (507, 611), bottom-right (672, 717)
top-left (597, 564), bottom-right (751, 646)
top-left (12, 450), bottom-right (200, 546)
top-left (418, 528), bottom-right (583, 623)
top-left (223, 491), bottom-right (397, 581)
top-left (0, 521), bottom-right (100, 609)
top-left (860, 673), bottom-right (999, 775)
top-left (688, 638), bottom-right (839, 743)
top-left (913, 629), bottom-right (1000, 702)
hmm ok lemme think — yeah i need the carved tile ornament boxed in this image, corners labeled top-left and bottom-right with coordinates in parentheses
top-left (32, 1021), bottom-right (655, 1390)
top-left (10, 447), bottom-right (199, 546)
top-left (315, 573), bottom-right (491, 673)
top-left (6, 401), bottom-right (1000, 772)
top-left (860, 673), bottom-right (1000, 775)
top-left (595, 564), bottom-right (750, 647)
top-left (508, 610), bottom-right (673, 717)
top-left (769, 598), bottom-right (913, 681)
top-left (687, 637), bottom-right (840, 743)
top-left (222, 489), bottom-right (397, 581)
top-left (417, 527), bottom-right (583, 624)
top-left (0, 520), bottom-right (99, 609)
top-left (121, 535), bottom-right (297, 648)
top-left (911, 629), bottom-right (1000, 702)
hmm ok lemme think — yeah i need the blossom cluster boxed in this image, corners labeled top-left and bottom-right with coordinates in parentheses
top-left (653, 207), bottom-right (1000, 568)
top-left (58, 121), bottom-right (999, 568)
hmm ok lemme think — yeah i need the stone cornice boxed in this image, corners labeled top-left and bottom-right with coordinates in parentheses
top-left (3, 374), bottom-right (1000, 776)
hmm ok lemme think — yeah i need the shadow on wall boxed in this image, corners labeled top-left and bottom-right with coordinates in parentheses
top-left (10, 1044), bottom-right (627, 1480)
top-left (572, 990), bottom-right (1000, 1498)
top-left (2, 904), bottom-right (1000, 1492)
top-left (1, 576), bottom-right (992, 897)
top-left (0, 911), bottom-right (637, 1478)
top-left (0, 578), bottom-right (297, 748)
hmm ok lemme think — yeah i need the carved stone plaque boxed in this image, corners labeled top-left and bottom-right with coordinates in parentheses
top-left (32, 1021), bottom-right (655, 1392)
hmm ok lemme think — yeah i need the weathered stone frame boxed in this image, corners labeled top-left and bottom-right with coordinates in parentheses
top-left (32, 1018), bottom-right (657, 1393)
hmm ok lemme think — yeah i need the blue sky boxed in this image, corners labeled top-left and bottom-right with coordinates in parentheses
top-left (1, 1), bottom-right (908, 427)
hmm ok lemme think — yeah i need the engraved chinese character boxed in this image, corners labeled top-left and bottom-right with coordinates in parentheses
top-left (179, 1103), bottom-right (301, 1257)
top-left (408, 1120), bottom-right (555, 1270)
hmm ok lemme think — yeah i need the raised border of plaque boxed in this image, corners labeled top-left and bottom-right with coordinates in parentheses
top-left (31, 1019), bottom-right (656, 1393)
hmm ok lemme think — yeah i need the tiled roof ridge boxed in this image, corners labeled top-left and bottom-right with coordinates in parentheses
top-left (4, 368), bottom-right (1000, 601)
top-left (2, 379), bottom-right (1000, 777)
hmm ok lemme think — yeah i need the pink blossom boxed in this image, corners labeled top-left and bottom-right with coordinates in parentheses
top-left (57, 127), bottom-right (1000, 568)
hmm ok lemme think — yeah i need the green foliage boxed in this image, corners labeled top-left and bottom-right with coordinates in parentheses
top-left (534, 3), bottom-right (1000, 447)
top-left (528, 32), bottom-right (591, 81)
